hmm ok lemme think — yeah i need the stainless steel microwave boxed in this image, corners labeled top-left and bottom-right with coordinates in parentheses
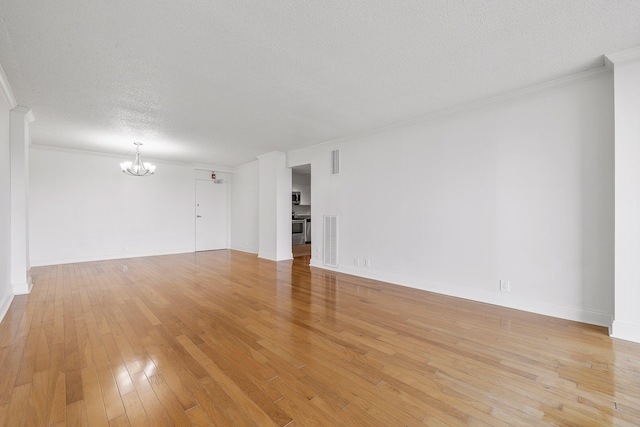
top-left (292, 191), bottom-right (301, 205)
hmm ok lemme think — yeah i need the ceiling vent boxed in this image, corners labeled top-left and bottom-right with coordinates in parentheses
top-left (323, 215), bottom-right (338, 267)
top-left (331, 149), bottom-right (340, 175)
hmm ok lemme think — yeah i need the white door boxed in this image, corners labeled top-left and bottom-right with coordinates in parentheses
top-left (195, 180), bottom-right (228, 251)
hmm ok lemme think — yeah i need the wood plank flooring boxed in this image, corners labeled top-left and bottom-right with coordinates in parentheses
top-left (1, 250), bottom-right (639, 426)
top-left (291, 244), bottom-right (311, 258)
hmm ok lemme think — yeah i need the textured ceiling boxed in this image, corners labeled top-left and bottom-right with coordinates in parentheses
top-left (1, 1), bottom-right (639, 167)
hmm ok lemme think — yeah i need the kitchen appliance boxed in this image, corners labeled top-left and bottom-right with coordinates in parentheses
top-left (305, 218), bottom-right (311, 243)
top-left (292, 219), bottom-right (305, 245)
top-left (292, 191), bottom-right (301, 205)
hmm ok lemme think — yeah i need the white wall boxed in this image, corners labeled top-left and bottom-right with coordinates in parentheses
top-left (230, 160), bottom-right (259, 253)
top-left (0, 71), bottom-right (13, 321)
top-left (29, 147), bottom-right (198, 266)
top-left (609, 49), bottom-right (640, 342)
top-left (292, 70), bottom-right (614, 326)
top-left (257, 152), bottom-right (292, 261)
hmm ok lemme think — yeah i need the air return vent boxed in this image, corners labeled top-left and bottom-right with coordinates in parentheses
top-left (331, 149), bottom-right (340, 175)
top-left (323, 215), bottom-right (338, 267)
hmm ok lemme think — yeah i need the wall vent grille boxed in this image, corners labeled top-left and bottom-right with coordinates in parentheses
top-left (323, 215), bottom-right (338, 267)
top-left (331, 149), bottom-right (340, 175)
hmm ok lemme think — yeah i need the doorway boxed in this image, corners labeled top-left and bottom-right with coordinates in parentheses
top-left (195, 180), bottom-right (228, 251)
top-left (291, 164), bottom-right (311, 259)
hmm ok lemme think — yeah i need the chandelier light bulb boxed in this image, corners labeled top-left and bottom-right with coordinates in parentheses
top-left (120, 142), bottom-right (155, 176)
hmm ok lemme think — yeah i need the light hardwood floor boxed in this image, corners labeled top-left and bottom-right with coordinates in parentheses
top-left (0, 250), bottom-right (639, 426)
top-left (291, 244), bottom-right (311, 258)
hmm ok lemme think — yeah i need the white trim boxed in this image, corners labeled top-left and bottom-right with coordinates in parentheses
top-left (12, 106), bottom-right (34, 123)
top-left (0, 63), bottom-right (17, 108)
top-left (287, 66), bottom-right (611, 157)
top-left (258, 251), bottom-right (277, 261)
top-left (29, 144), bottom-right (232, 171)
top-left (192, 164), bottom-right (233, 173)
top-left (233, 159), bottom-right (259, 171)
top-left (610, 320), bottom-right (640, 344)
top-left (258, 251), bottom-right (292, 261)
top-left (309, 261), bottom-right (613, 328)
top-left (12, 277), bottom-right (32, 295)
top-left (230, 244), bottom-right (258, 254)
top-left (605, 45), bottom-right (640, 68)
top-left (30, 249), bottom-right (196, 267)
top-left (256, 151), bottom-right (286, 161)
top-left (31, 143), bottom-right (174, 163)
top-left (0, 293), bottom-right (14, 324)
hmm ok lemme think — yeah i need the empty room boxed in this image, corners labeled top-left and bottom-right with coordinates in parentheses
top-left (1, 1), bottom-right (640, 426)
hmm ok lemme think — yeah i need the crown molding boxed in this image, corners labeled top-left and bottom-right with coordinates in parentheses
top-left (25, 109), bottom-right (35, 123)
top-left (29, 143), bottom-right (216, 168)
top-left (256, 151), bottom-right (286, 161)
top-left (31, 143), bottom-right (150, 161)
top-left (232, 159), bottom-right (259, 171)
top-left (287, 65), bottom-right (611, 158)
top-left (192, 164), bottom-right (233, 173)
top-left (0, 63), bottom-right (17, 109)
top-left (605, 45), bottom-right (640, 69)
top-left (30, 144), bottom-right (235, 172)
top-left (12, 106), bottom-right (35, 123)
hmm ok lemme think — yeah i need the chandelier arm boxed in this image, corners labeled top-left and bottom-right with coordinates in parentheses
top-left (121, 143), bottom-right (155, 176)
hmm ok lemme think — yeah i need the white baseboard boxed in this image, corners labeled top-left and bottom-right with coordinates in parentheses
top-left (611, 320), bottom-right (640, 344)
top-left (230, 244), bottom-right (258, 254)
top-left (258, 251), bottom-right (277, 261)
top-left (30, 248), bottom-right (196, 267)
top-left (309, 260), bottom-right (612, 328)
top-left (258, 251), bottom-right (293, 261)
top-left (12, 278), bottom-right (33, 295)
top-left (0, 292), bottom-right (14, 324)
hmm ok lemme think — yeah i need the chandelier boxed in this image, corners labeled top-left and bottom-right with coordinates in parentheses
top-left (120, 142), bottom-right (156, 176)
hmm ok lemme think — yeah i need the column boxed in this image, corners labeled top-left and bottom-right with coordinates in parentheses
top-left (606, 46), bottom-right (640, 343)
top-left (10, 106), bottom-right (34, 294)
top-left (257, 151), bottom-right (292, 261)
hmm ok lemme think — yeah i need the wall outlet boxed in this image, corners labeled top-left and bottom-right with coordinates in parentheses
top-left (354, 258), bottom-right (360, 267)
top-left (499, 279), bottom-right (510, 292)
top-left (124, 246), bottom-right (129, 252)
top-left (365, 259), bottom-right (371, 268)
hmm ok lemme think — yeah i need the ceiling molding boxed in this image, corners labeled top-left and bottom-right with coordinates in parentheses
top-left (286, 65), bottom-right (612, 160)
top-left (232, 159), bottom-right (259, 171)
top-left (12, 106), bottom-right (35, 123)
top-left (256, 151), bottom-right (286, 161)
top-left (192, 164), bottom-right (233, 173)
top-left (25, 109), bottom-right (35, 123)
top-left (0, 63), bottom-right (17, 109)
top-left (29, 143), bottom-right (226, 170)
top-left (604, 45), bottom-right (640, 68)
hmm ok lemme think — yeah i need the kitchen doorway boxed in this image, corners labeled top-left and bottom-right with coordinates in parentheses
top-left (291, 164), bottom-right (311, 259)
